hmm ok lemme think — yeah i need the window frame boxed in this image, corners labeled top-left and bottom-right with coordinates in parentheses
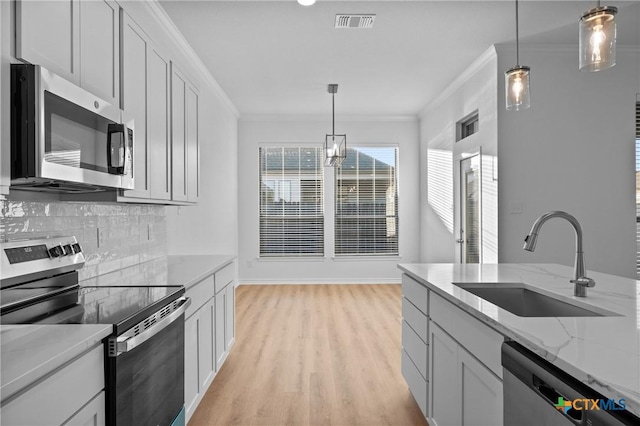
top-left (333, 145), bottom-right (400, 257)
top-left (258, 145), bottom-right (325, 258)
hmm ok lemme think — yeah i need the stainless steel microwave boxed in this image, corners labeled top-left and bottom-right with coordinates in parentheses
top-left (10, 64), bottom-right (134, 193)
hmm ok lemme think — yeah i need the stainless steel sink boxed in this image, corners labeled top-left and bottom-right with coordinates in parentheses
top-left (451, 282), bottom-right (618, 317)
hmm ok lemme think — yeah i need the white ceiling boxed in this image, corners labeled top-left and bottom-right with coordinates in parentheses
top-left (158, 0), bottom-right (640, 116)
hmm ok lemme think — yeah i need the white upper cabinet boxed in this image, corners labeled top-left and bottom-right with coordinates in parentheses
top-left (120, 11), bottom-right (150, 199)
top-left (171, 63), bottom-right (199, 203)
top-left (171, 64), bottom-right (188, 202)
top-left (186, 85), bottom-right (200, 202)
top-left (16, 0), bottom-right (119, 105)
top-left (16, 0), bottom-right (79, 84)
top-left (79, 0), bottom-right (119, 104)
top-left (147, 47), bottom-right (172, 201)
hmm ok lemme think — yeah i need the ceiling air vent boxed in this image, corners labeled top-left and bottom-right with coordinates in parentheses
top-left (335, 14), bottom-right (376, 29)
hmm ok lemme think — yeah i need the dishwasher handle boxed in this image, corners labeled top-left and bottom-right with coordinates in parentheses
top-left (110, 297), bottom-right (190, 356)
top-left (533, 375), bottom-right (583, 423)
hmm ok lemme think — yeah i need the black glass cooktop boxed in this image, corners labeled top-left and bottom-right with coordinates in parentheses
top-left (1, 283), bottom-right (184, 335)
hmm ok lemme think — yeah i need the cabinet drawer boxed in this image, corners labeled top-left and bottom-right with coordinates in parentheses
top-left (214, 262), bottom-right (235, 294)
top-left (185, 275), bottom-right (215, 319)
top-left (402, 274), bottom-right (428, 315)
top-left (2, 345), bottom-right (104, 426)
top-left (402, 320), bottom-right (427, 380)
top-left (402, 297), bottom-right (427, 343)
top-left (401, 349), bottom-right (428, 418)
top-left (429, 291), bottom-right (503, 378)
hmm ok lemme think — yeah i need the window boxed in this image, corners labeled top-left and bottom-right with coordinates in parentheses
top-left (259, 147), bottom-right (324, 257)
top-left (456, 110), bottom-right (479, 142)
top-left (335, 147), bottom-right (399, 255)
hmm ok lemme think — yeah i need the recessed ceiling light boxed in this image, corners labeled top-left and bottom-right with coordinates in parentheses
top-left (298, 0), bottom-right (316, 6)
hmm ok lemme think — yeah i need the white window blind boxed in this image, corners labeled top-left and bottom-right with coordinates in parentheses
top-left (335, 147), bottom-right (399, 255)
top-left (259, 147), bottom-right (324, 257)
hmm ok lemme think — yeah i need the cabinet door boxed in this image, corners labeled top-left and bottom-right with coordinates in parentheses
top-left (63, 391), bottom-right (105, 426)
top-left (79, 0), bottom-right (119, 104)
top-left (430, 322), bottom-right (461, 426)
top-left (184, 313), bottom-right (199, 416)
top-left (186, 85), bottom-right (199, 202)
top-left (171, 64), bottom-right (188, 202)
top-left (198, 299), bottom-right (215, 389)
top-left (148, 48), bottom-right (171, 200)
top-left (16, 0), bottom-right (80, 84)
top-left (120, 12), bottom-right (149, 198)
top-left (459, 349), bottom-right (503, 426)
top-left (225, 284), bottom-right (235, 351)
top-left (215, 291), bottom-right (226, 369)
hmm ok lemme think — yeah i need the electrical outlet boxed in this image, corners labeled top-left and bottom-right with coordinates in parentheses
top-left (509, 202), bottom-right (524, 214)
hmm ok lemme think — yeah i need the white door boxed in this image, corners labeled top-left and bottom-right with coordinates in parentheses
top-left (456, 153), bottom-right (481, 263)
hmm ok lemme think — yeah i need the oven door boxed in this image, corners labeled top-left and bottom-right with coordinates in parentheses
top-left (106, 297), bottom-right (190, 426)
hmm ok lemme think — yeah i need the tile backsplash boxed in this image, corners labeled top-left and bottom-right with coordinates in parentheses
top-left (0, 199), bottom-right (167, 280)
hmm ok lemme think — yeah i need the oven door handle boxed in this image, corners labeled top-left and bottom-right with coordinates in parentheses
top-left (114, 297), bottom-right (190, 356)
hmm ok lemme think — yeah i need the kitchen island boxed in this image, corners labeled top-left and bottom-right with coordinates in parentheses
top-left (398, 263), bottom-right (640, 424)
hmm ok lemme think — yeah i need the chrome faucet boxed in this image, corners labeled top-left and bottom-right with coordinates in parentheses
top-left (523, 211), bottom-right (595, 297)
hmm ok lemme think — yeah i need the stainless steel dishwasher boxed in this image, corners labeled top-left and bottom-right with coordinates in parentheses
top-left (501, 341), bottom-right (639, 426)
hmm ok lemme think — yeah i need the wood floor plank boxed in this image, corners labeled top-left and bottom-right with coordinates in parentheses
top-left (188, 284), bottom-right (429, 426)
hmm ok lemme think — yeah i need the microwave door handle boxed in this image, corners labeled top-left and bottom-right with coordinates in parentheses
top-left (107, 123), bottom-right (125, 174)
top-left (112, 297), bottom-right (191, 356)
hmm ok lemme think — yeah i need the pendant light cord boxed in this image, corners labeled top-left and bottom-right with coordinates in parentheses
top-left (515, 0), bottom-right (520, 66)
top-left (332, 92), bottom-right (335, 137)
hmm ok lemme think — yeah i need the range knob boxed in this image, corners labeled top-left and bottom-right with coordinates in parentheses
top-left (72, 243), bottom-right (82, 254)
top-left (48, 245), bottom-right (65, 258)
top-left (63, 244), bottom-right (73, 255)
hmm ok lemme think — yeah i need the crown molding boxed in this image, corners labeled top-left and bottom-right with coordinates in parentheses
top-left (145, 1), bottom-right (240, 118)
top-left (240, 114), bottom-right (418, 123)
top-left (419, 45), bottom-right (498, 119)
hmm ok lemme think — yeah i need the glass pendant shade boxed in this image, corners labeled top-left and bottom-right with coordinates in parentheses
top-left (505, 65), bottom-right (530, 111)
top-left (579, 6), bottom-right (617, 71)
top-left (324, 134), bottom-right (346, 167)
top-left (297, 0), bottom-right (316, 6)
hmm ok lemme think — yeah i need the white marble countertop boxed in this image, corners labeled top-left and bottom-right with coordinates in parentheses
top-left (398, 263), bottom-right (640, 417)
top-left (79, 254), bottom-right (236, 289)
top-left (0, 324), bottom-right (112, 402)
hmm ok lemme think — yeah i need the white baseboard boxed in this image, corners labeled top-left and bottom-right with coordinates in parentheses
top-left (238, 279), bottom-right (401, 285)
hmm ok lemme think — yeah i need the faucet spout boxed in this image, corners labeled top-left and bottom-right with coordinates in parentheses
top-left (523, 211), bottom-right (595, 297)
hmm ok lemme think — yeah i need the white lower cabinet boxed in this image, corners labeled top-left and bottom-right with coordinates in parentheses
top-left (184, 262), bottom-right (236, 423)
top-left (184, 312), bottom-right (200, 416)
top-left (401, 273), bottom-right (504, 426)
top-left (63, 391), bottom-right (106, 426)
top-left (1, 345), bottom-right (105, 426)
top-left (429, 322), bottom-right (503, 426)
top-left (430, 323), bottom-right (460, 426)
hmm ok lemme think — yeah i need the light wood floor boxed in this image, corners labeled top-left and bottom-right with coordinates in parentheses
top-left (188, 284), bottom-right (428, 426)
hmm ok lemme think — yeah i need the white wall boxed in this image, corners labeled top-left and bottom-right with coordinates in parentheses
top-left (497, 45), bottom-right (640, 278)
top-left (238, 117), bottom-right (420, 284)
top-left (419, 47), bottom-right (499, 264)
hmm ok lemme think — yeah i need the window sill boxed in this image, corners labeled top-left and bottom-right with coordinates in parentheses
top-left (331, 255), bottom-right (402, 262)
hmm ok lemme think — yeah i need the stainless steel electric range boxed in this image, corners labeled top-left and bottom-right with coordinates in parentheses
top-left (0, 236), bottom-right (190, 426)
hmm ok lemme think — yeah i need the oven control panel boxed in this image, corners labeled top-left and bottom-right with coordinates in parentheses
top-left (1, 236), bottom-right (85, 288)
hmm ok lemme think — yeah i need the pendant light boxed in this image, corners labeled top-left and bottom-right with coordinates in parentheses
top-left (579, 1), bottom-right (617, 71)
top-left (324, 84), bottom-right (347, 167)
top-left (505, 0), bottom-right (530, 111)
top-left (297, 0), bottom-right (316, 6)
